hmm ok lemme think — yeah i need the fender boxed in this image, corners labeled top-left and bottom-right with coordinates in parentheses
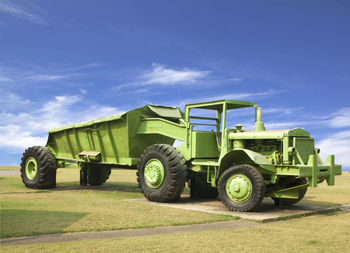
top-left (219, 149), bottom-right (275, 175)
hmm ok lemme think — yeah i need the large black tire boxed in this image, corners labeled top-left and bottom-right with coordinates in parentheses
top-left (20, 146), bottom-right (57, 189)
top-left (272, 177), bottom-right (308, 206)
top-left (137, 144), bottom-right (187, 202)
top-left (87, 167), bottom-right (111, 186)
top-left (218, 164), bottom-right (265, 212)
top-left (189, 172), bottom-right (218, 199)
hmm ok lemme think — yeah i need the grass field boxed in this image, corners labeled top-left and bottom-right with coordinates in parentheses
top-left (0, 167), bottom-right (232, 238)
top-left (2, 212), bottom-right (350, 252)
top-left (1, 167), bottom-right (349, 252)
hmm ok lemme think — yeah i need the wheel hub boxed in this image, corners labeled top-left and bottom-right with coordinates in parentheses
top-left (144, 159), bottom-right (164, 188)
top-left (226, 174), bottom-right (252, 202)
top-left (25, 157), bottom-right (38, 180)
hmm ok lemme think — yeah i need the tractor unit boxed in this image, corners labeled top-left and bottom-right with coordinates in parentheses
top-left (20, 100), bottom-right (342, 211)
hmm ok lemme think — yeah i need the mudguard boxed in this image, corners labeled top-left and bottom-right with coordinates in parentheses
top-left (219, 149), bottom-right (274, 175)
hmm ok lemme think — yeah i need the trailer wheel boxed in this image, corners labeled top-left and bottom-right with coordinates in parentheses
top-left (87, 167), bottom-right (111, 186)
top-left (137, 144), bottom-right (187, 202)
top-left (218, 164), bottom-right (265, 212)
top-left (20, 146), bottom-right (57, 189)
top-left (272, 178), bottom-right (308, 206)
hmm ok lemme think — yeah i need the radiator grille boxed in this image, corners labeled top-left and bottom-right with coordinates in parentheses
top-left (293, 137), bottom-right (314, 164)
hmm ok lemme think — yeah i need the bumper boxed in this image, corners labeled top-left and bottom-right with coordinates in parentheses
top-left (304, 154), bottom-right (342, 187)
top-left (275, 155), bottom-right (342, 187)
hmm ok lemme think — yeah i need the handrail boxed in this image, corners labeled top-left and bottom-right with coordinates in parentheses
top-left (189, 116), bottom-right (218, 121)
top-left (191, 123), bottom-right (217, 126)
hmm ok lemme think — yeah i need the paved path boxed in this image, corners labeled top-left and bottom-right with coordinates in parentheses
top-left (0, 220), bottom-right (256, 247)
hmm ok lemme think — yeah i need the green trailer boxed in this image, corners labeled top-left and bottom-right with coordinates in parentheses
top-left (20, 100), bottom-right (342, 211)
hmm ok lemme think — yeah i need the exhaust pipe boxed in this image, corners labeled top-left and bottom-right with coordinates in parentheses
top-left (255, 106), bottom-right (265, 131)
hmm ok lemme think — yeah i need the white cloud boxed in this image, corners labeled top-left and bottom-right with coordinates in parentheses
top-left (317, 130), bottom-right (350, 168)
top-left (80, 89), bottom-right (87, 95)
top-left (263, 107), bottom-right (303, 115)
top-left (141, 63), bottom-right (210, 85)
top-left (264, 121), bottom-right (303, 129)
top-left (328, 107), bottom-right (350, 128)
top-left (69, 62), bottom-right (103, 71)
top-left (0, 93), bottom-right (122, 152)
top-left (0, 76), bottom-right (13, 82)
top-left (0, 0), bottom-right (47, 25)
top-left (24, 74), bottom-right (74, 81)
top-left (225, 78), bottom-right (243, 82)
top-left (111, 63), bottom-right (246, 93)
top-left (207, 89), bottom-right (280, 101)
top-left (262, 106), bottom-right (350, 131)
top-left (0, 125), bottom-right (47, 151)
top-left (0, 62), bottom-right (97, 85)
top-left (41, 95), bottom-right (82, 113)
top-left (113, 63), bottom-right (211, 91)
top-left (0, 90), bottom-right (30, 110)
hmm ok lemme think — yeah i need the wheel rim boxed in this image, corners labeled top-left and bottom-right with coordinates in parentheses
top-left (144, 159), bottom-right (165, 188)
top-left (25, 157), bottom-right (38, 180)
top-left (226, 174), bottom-right (252, 202)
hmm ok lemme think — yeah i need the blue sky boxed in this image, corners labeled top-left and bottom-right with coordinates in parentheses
top-left (0, 0), bottom-right (349, 170)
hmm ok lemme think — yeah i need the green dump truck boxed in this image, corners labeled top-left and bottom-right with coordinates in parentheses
top-left (20, 100), bottom-right (342, 212)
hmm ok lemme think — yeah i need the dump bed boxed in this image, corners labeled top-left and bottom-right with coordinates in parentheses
top-left (46, 105), bottom-right (184, 166)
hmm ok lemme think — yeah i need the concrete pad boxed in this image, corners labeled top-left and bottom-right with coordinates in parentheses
top-left (126, 197), bottom-right (341, 222)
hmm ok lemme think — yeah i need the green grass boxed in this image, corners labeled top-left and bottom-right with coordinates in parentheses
top-left (2, 212), bottom-right (349, 252)
top-left (1, 168), bottom-right (349, 240)
top-left (300, 171), bottom-right (350, 206)
top-left (0, 167), bottom-right (232, 238)
top-left (0, 166), bottom-right (19, 170)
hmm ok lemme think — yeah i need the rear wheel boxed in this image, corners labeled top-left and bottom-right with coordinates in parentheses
top-left (137, 144), bottom-right (187, 202)
top-left (20, 146), bottom-right (56, 189)
top-left (218, 164), bottom-right (265, 212)
top-left (87, 167), bottom-right (111, 186)
top-left (272, 177), bottom-right (308, 206)
top-left (189, 172), bottom-right (218, 199)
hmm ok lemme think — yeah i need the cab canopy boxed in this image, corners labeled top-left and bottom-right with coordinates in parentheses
top-left (185, 100), bottom-right (257, 110)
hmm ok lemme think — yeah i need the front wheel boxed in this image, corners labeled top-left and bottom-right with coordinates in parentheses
top-left (218, 164), bottom-right (265, 212)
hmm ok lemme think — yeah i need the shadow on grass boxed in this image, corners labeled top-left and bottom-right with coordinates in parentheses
top-left (54, 182), bottom-right (141, 193)
top-left (0, 209), bottom-right (88, 238)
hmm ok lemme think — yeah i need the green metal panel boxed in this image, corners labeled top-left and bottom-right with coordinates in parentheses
top-left (293, 137), bottom-right (314, 164)
top-left (266, 184), bottom-right (308, 199)
top-left (326, 155), bottom-right (335, 186)
top-left (137, 118), bottom-right (186, 141)
top-left (228, 128), bottom-right (310, 140)
top-left (282, 137), bottom-right (290, 164)
top-left (147, 105), bottom-right (182, 119)
top-left (218, 149), bottom-right (275, 176)
top-left (190, 131), bottom-right (220, 158)
top-left (46, 105), bottom-right (184, 166)
top-left (191, 159), bottom-right (219, 166)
